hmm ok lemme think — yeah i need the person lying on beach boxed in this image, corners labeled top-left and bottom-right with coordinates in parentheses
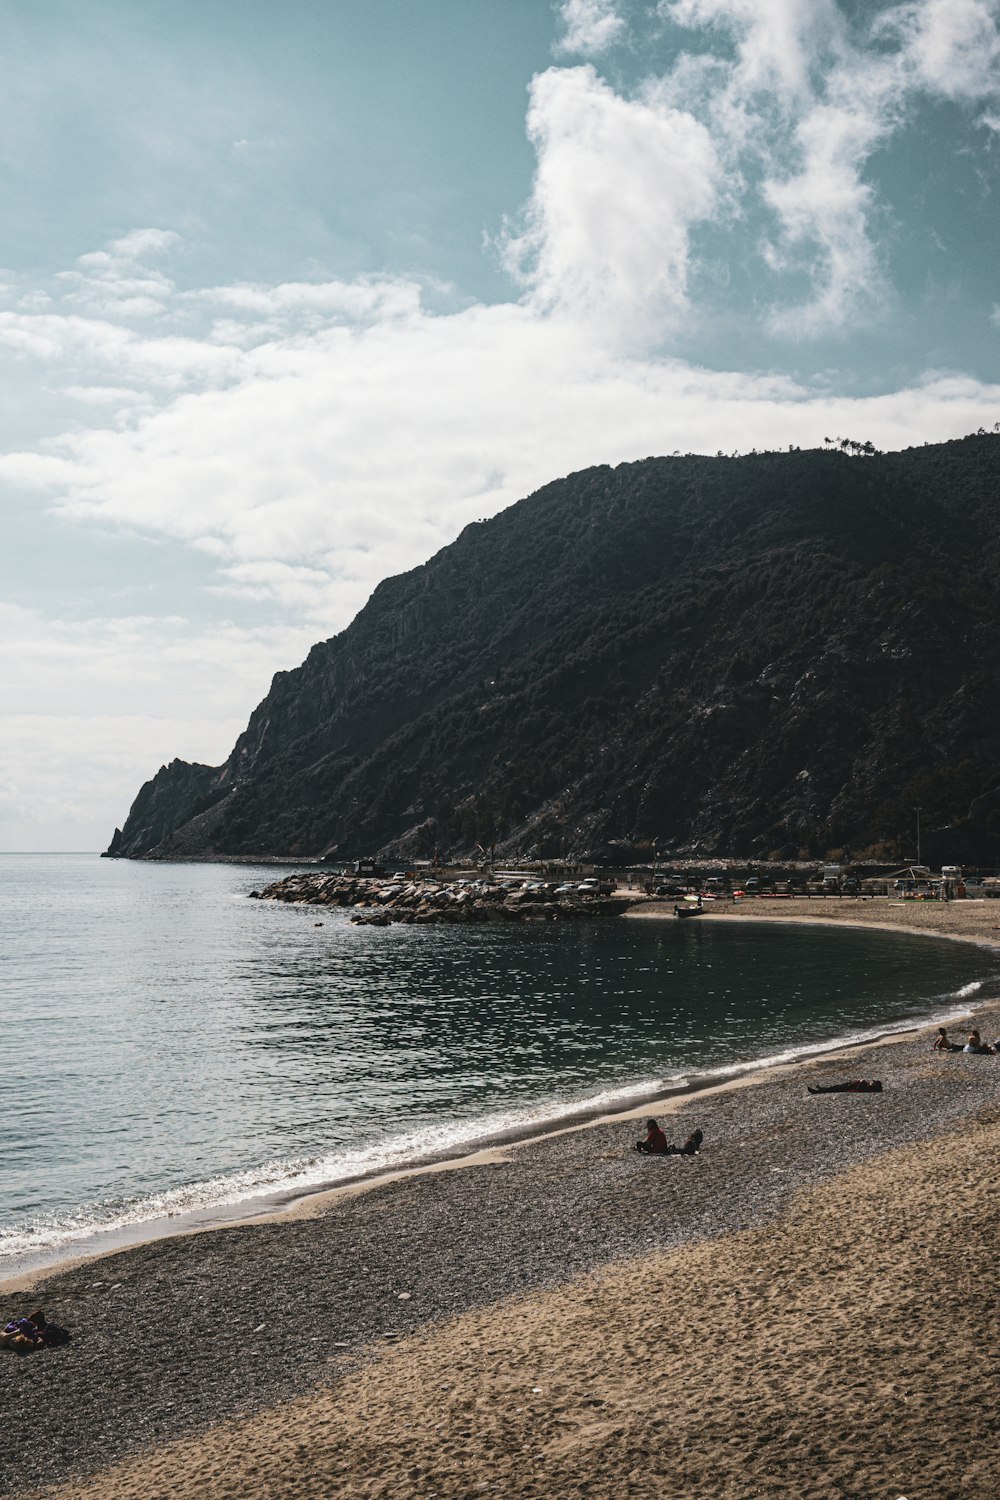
top-left (0, 1309), bottom-right (69, 1352)
top-left (0, 1318), bottom-right (43, 1352)
top-left (807, 1080), bottom-right (883, 1094)
top-left (963, 1031), bottom-right (993, 1055)
top-left (634, 1123), bottom-right (703, 1155)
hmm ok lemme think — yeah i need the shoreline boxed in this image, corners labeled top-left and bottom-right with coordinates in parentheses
top-left (0, 1016), bottom-right (943, 1296)
top-left (51, 1099), bottom-right (1000, 1500)
top-left (4, 897), bottom-right (998, 1293)
top-left (628, 891), bottom-right (1000, 948)
top-left (10, 972), bottom-right (1000, 1498)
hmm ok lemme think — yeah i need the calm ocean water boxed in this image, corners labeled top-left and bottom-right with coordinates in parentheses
top-left (1, 854), bottom-right (994, 1277)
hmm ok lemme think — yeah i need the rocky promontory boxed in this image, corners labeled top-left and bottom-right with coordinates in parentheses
top-left (250, 872), bottom-right (631, 925)
top-left (109, 435), bottom-right (1000, 866)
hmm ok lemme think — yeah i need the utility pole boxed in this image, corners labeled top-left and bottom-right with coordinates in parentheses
top-left (915, 807), bottom-right (922, 867)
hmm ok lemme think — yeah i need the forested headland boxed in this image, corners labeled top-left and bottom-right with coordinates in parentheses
top-left (107, 434), bottom-right (1000, 866)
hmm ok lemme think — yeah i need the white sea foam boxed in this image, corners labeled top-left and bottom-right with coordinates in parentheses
top-left (3, 975), bottom-right (997, 1280)
top-left (0, 1076), bottom-right (683, 1272)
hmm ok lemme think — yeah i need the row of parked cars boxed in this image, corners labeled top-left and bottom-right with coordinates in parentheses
top-left (653, 875), bottom-right (862, 896)
top-left (506, 877), bottom-right (611, 897)
top-left (387, 874), bottom-right (612, 899)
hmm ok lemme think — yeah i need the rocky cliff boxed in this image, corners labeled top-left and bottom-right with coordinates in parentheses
top-left (107, 435), bottom-right (1000, 864)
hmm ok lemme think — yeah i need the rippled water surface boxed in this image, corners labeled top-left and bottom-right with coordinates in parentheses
top-left (1, 854), bottom-right (994, 1272)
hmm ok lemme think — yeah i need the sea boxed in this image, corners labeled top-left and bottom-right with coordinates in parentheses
top-left (2, 853), bottom-right (995, 1281)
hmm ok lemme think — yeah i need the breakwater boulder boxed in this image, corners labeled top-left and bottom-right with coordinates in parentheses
top-left (248, 874), bottom-right (630, 925)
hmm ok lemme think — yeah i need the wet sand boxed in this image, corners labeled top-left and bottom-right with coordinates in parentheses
top-left (7, 898), bottom-right (1000, 1499)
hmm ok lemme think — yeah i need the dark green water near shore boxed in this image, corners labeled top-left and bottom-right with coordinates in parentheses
top-left (2, 855), bottom-right (995, 1276)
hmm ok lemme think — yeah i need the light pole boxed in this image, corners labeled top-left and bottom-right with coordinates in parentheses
top-left (915, 807), bottom-right (922, 867)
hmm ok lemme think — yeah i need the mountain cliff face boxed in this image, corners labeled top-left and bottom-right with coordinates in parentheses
top-left (107, 436), bottom-right (1000, 864)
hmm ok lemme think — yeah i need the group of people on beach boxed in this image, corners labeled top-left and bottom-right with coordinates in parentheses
top-left (934, 1027), bottom-right (999, 1055)
top-left (631, 1022), bottom-right (995, 1155)
top-left (634, 1120), bottom-right (703, 1155)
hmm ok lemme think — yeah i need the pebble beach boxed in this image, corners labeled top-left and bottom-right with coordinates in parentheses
top-left (5, 898), bottom-right (1000, 1500)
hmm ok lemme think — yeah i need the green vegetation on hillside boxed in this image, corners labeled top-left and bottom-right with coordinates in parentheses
top-left (108, 435), bottom-right (1000, 864)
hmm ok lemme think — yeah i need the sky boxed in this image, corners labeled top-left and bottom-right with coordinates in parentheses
top-left (3, 0), bottom-right (1000, 851)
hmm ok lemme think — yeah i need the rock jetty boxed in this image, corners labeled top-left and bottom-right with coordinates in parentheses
top-left (249, 873), bottom-right (631, 925)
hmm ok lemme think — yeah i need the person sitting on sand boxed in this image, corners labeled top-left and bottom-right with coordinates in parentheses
top-left (635, 1123), bottom-right (703, 1155)
top-left (807, 1079), bottom-right (883, 1094)
top-left (661, 1128), bottom-right (704, 1156)
top-left (635, 1119), bottom-right (668, 1154)
top-left (934, 1027), bottom-right (961, 1052)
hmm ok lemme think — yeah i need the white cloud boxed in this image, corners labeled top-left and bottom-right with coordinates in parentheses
top-left (666, 0), bottom-right (844, 106)
top-left (64, 384), bottom-right (147, 406)
top-left (108, 228), bottom-right (182, 259)
top-left (0, 310), bottom-right (136, 364)
top-left (194, 275), bottom-right (425, 328)
top-left (502, 65), bottom-right (718, 339)
top-left (0, 602), bottom-right (313, 722)
top-left (3, 280), bottom-right (998, 627)
top-left (0, 713), bottom-right (224, 850)
top-left (557, 0), bottom-right (627, 57)
top-left (55, 227), bottom-right (181, 320)
top-left (663, 1), bottom-right (890, 333)
top-left (661, 0), bottom-right (1000, 334)
top-left (762, 96), bottom-right (889, 334)
top-left (0, 307), bottom-right (247, 386)
top-left (0, 602), bottom-right (318, 850)
top-left (886, 0), bottom-right (1000, 101)
top-left (209, 560), bottom-right (347, 613)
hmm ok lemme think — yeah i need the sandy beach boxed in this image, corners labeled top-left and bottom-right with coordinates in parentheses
top-left (6, 898), bottom-right (1000, 1500)
top-left (628, 891), bottom-right (1000, 948)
